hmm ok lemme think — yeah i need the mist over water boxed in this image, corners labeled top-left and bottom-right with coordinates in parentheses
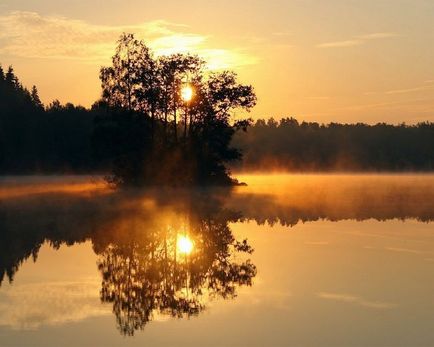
top-left (233, 173), bottom-right (434, 224)
top-left (0, 174), bottom-right (433, 346)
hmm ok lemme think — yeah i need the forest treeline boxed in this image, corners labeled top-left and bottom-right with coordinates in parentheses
top-left (1, 44), bottom-right (433, 178)
top-left (233, 118), bottom-right (434, 171)
top-left (0, 65), bottom-right (96, 173)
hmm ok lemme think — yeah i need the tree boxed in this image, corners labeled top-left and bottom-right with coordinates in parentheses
top-left (97, 33), bottom-right (256, 186)
top-left (5, 66), bottom-right (16, 87)
top-left (30, 85), bottom-right (43, 109)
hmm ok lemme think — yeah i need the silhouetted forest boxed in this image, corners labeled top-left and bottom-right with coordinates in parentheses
top-left (1, 35), bottom-right (433, 180)
top-left (0, 65), bottom-right (95, 173)
top-left (233, 118), bottom-right (434, 171)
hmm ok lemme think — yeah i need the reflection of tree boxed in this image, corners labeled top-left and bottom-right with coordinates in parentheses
top-left (0, 188), bottom-right (256, 336)
top-left (95, 198), bottom-right (256, 336)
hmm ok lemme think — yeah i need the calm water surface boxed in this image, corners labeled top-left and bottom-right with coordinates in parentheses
top-left (0, 174), bottom-right (433, 347)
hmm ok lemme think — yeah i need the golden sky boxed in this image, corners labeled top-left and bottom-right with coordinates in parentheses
top-left (1, 0), bottom-right (434, 123)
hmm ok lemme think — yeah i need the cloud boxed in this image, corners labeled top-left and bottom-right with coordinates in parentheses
top-left (306, 96), bottom-right (330, 100)
top-left (0, 279), bottom-right (110, 330)
top-left (357, 32), bottom-right (398, 40)
top-left (317, 40), bottom-right (363, 48)
top-left (366, 81), bottom-right (434, 96)
top-left (317, 292), bottom-right (397, 309)
top-left (304, 241), bottom-right (329, 245)
top-left (317, 32), bottom-right (397, 48)
top-left (385, 247), bottom-right (424, 254)
top-left (272, 32), bottom-right (292, 37)
top-left (0, 11), bottom-right (257, 70)
top-left (385, 85), bottom-right (434, 95)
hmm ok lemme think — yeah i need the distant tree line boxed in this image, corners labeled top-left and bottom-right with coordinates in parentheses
top-left (0, 65), bottom-right (96, 173)
top-left (233, 118), bottom-right (434, 171)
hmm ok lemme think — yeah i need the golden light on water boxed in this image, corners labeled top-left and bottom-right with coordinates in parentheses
top-left (181, 85), bottom-right (193, 102)
top-left (177, 235), bottom-right (194, 255)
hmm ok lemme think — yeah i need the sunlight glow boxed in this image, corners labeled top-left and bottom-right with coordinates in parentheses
top-left (181, 85), bottom-right (193, 102)
top-left (177, 235), bottom-right (194, 255)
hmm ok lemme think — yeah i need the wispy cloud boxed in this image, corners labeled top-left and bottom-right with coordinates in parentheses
top-left (385, 247), bottom-right (424, 254)
top-left (0, 11), bottom-right (258, 69)
top-left (357, 32), bottom-right (398, 40)
top-left (317, 32), bottom-right (397, 48)
top-left (317, 40), bottom-right (362, 48)
top-left (0, 280), bottom-right (110, 330)
top-left (272, 32), bottom-right (292, 37)
top-left (304, 241), bottom-right (330, 245)
top-left (386, 84), bottom-right (434, 95)
top-left (365, 80), bottom-right (434, 96)
top-left (317, 292), bottom-right (397, 309)
top-left (306, 96), bottom-right (330, 100)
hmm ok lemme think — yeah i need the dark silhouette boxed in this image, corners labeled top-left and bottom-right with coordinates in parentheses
top-left (0, 65), bottom-right (96, 173)
top-left (233, 117), bottom-right (434, 171)
top-left (95, 33), bottom-right (256, 186)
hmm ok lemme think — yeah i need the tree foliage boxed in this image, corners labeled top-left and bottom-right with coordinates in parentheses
top-left (95, 33), bottom-right (256, 186)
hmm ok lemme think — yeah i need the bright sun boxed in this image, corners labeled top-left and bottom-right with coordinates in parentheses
top-left (181, 85), bottom-right (193, 102)
top-left (177, 235), bottom-right (194, 255)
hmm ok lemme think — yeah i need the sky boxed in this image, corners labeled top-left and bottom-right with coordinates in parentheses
top-left (0, 0), bottom-right (434, 124)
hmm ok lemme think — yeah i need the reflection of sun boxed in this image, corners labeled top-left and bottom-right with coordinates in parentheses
top-left (181, 85), bottom-right (193, 102)
top-left (177, 235), bottom-right (194, 255)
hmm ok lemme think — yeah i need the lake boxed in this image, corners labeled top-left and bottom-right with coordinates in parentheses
top-left (1, 174), bottom-right (433, 347)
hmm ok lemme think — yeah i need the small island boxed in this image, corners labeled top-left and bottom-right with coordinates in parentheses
top-left (94, 33), bottom-right (256, 187)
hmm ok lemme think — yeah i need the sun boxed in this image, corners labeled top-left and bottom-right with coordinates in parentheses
top-left (181, 85), bottom-right (193, 102)
top-left (177, 235), bottom-right (194, 255)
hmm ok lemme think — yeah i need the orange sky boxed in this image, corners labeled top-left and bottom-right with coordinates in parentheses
top-left (1, 0), bottom-right (434, 124)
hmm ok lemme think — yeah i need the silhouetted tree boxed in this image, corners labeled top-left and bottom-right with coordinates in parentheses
top-left (30, 86), bottom-right (43, 110)
top-left (96, 33), bottom-right (256, 186)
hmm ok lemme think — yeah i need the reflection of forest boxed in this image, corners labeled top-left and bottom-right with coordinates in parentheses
top-left (1, 180), bottom-right (433, 333)
top-left (0, 189), bottom-right (256, 335)
top-left (231, 175), bottom-right (434, 226)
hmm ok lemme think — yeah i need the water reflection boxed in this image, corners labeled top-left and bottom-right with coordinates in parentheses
top-left (0, 189), bottom-right (257, 335)
top-left (233, 174), bottom-right (434, 225)
top-left (95, 197), bottom-right (256, 336)
top-left (1, 175), bottom-right (434, 346)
